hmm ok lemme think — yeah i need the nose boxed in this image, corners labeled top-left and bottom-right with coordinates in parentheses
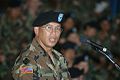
top-left (51, 28), bottom-right (56, 35)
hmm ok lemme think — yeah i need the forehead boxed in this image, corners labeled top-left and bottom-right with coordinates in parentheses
top-left (46, 22), bottom-right (61, 27)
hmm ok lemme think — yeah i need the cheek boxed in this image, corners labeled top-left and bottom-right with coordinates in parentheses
top-left (57, 32), bottom-right (61, 38)
top-left (89, 29), bottom-right (96, 35)
top-left (44, 32), bottom-right (50, 41)
top-left (51, 32), bottom-right (61, 39)
top-left (38, 30), bottom-right (49, 41)
top-left (65, 50), bottom-right (75, 58)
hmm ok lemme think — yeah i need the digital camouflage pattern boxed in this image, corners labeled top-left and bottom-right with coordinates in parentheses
top-left (12, 38), bottom-right (71, 80)
top-left (0, 14), bottom-right (29, 55)
top-left (0, 7), bottom-right (34, 53)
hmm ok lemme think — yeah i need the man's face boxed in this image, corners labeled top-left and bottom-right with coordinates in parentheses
top-left (9, 7), bottom-right (21, 19)
top-left (101, 20), bottom-right (110, 31)
top-left (27, 0), bottom-right (40, 10)
top-left (64, 49), bottom-right (76, 60)
top-left (63, 18), bottom-right (75, 30)
top-left (36, 22), bottom-right (62, 48)
top-left (86, 27), bottom-right (96, 37)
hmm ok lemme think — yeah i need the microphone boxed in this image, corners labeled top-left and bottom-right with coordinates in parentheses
top-left (80, 36), bottom-right (107, 52)
top-left (80, 36), bottom-right (120, 71)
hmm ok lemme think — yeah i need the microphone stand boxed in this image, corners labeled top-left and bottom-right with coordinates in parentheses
top-left (94, 47), bottom-right (120, 71)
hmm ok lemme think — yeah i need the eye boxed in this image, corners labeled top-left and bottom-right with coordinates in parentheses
top-left (56, 27), bottom-right (60, 30)
top-left (56, 27), bottom-right (62, 31)
top-left (46, 25), bottom-right (52, 30)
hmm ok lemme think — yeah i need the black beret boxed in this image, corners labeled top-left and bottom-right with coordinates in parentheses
top-left (9, 0), bottom-right (21, 8)
top-left (98, 16), bottom-right (111, 23)
top-left (62, 41), bottom-right (78, 50)
top-left (68, 67), bottom-right (84, 78)
top-left (33, 11), bottom-right (65, 27)
top-left (73, 54), bottom-right (89, 65)
top-left (83, 20), bottom-right (98, 30)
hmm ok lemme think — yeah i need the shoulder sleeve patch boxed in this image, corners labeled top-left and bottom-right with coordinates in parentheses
top-left (19, 65), bottom-right (33, 76)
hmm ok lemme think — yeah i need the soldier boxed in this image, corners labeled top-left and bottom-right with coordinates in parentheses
top-left (0, 0), bottom-right (24, 55)
top-left (61, 41), bottom-right (78, 68)
top-left (12, 11), bottom-right (71, 80)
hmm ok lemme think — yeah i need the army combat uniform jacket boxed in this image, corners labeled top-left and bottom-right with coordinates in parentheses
top-left (12, 38), bottom-right (71, 80)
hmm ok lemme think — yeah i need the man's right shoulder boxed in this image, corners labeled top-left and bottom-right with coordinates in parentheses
top-left (14, 42), bottom-right (42, 66)
top-left (18, 43), bottom-right (37, 61)
top-left (12, 44), bottom-right (38, 79)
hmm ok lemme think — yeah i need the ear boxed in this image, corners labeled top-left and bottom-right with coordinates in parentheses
top-left (34, 27), bottom-right (39, 36)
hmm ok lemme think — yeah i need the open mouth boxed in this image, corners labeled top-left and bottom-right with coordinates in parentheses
top-left (49, 38), bottom-right (56, 43)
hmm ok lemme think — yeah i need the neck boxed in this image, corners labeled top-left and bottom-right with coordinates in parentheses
top-left (35, 37), bottom-right (52, 55)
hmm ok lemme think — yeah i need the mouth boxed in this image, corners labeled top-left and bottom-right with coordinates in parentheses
top-left (49, 38), bottom-right (57, 43)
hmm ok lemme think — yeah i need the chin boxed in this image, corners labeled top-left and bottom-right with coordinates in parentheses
top-left (47, 43), bottom-right (56, 48)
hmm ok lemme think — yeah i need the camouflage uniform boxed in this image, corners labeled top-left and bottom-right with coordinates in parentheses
top-left (0, 14), bottom-right (24, 55)
top-left (0, 62), bottom-right (9, 79)
top-left (12, 38), bottom-right (71, 80)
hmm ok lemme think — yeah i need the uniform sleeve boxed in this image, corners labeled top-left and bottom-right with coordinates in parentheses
top-left (12, 55), bottom-right (40, 80)
top-left (12, 63), bottom-right (34, 80)
top-left (59, 56), bottom-right (72, 80)
top-left (19, 74), bottom-right (33, 80)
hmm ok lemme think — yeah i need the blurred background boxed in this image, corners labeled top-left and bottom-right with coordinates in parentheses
top-left (0, 0), bottom-right (120, 80)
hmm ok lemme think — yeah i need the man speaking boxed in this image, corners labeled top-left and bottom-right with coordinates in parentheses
top-left (12, 11), bottom-right (71, 80)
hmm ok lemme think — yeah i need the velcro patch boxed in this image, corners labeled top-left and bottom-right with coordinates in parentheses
top-left (20, 66), bottom-right (33, 75)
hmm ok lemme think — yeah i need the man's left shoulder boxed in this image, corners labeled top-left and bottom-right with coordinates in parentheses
top-left (52, 49), bottom-right (63, 57)
top-left (52, 49), bottom-right (67, 63)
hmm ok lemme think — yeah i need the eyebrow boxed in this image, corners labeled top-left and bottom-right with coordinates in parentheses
top-left (46, 24), bottom-right (61, 27)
